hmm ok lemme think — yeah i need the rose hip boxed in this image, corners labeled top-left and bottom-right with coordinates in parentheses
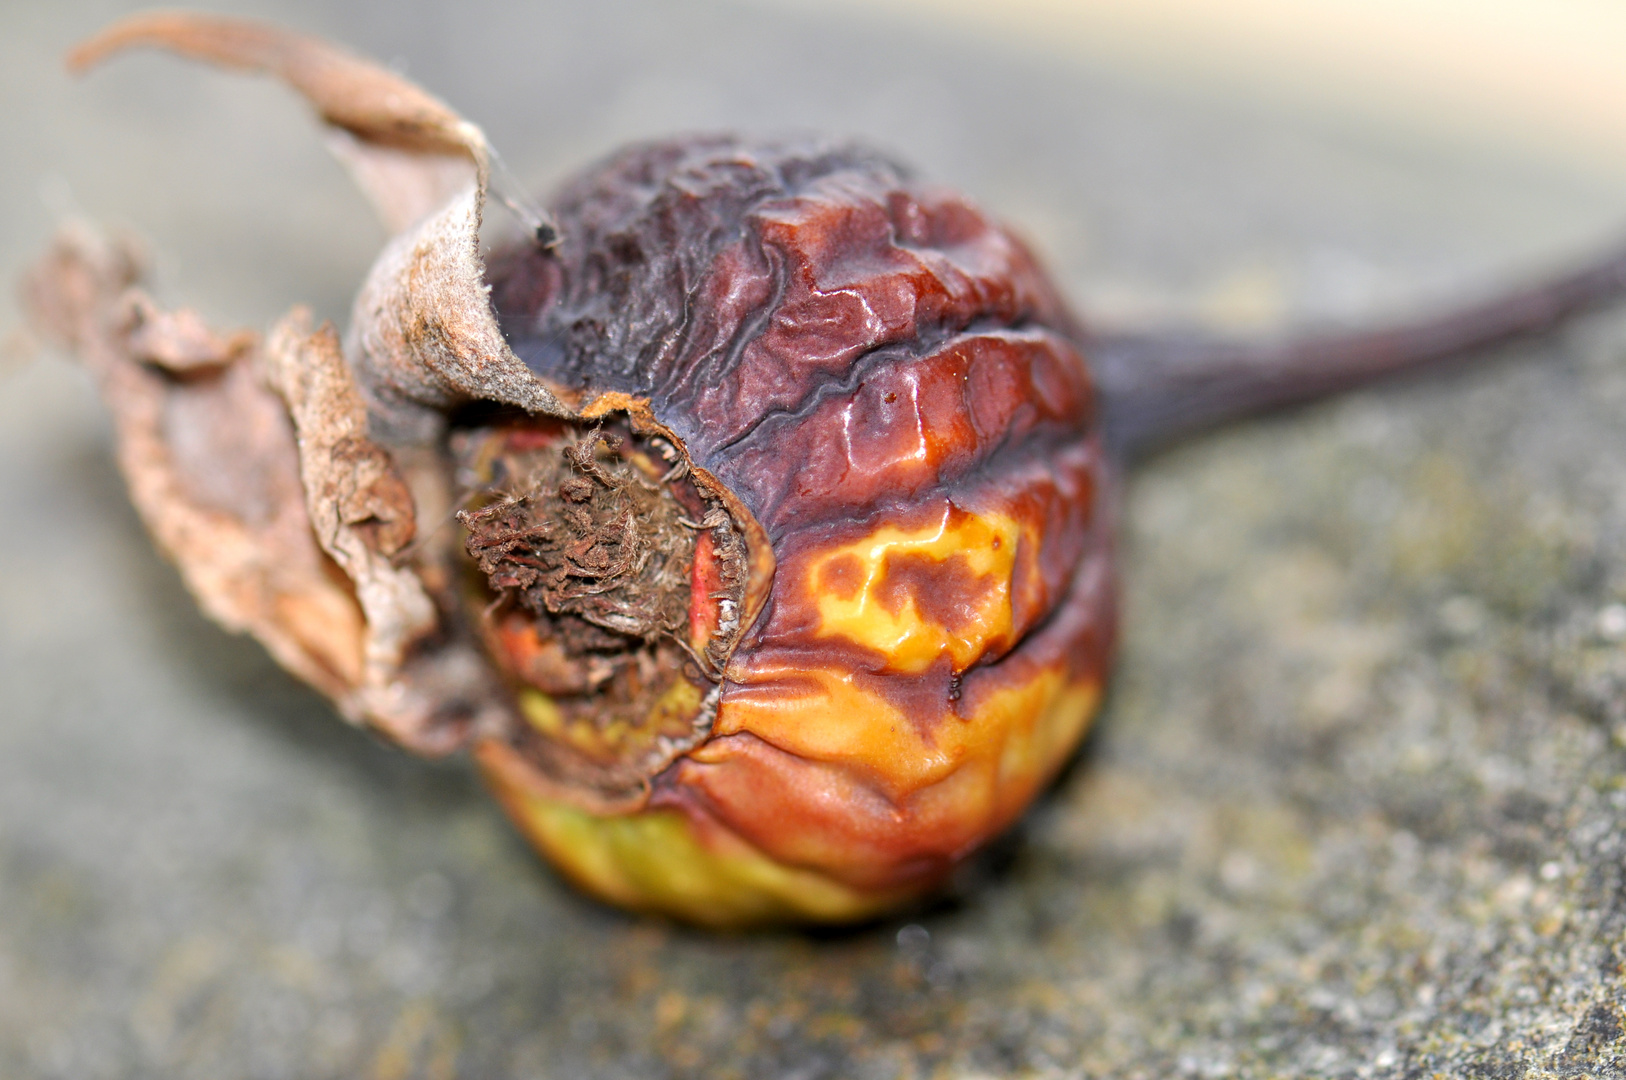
top-left (25, 12), bottom-right (1626, 925)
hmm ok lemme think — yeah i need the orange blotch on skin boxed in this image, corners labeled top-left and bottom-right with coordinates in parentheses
top-left (685, 665), bottom-right (1100, 889)
top-left (802, 504), bottom-right (1035, 674)
top-left (710, 664), bottom-right (950, 795)
top-left (486, 612), bottom-right (608, 698)
top-left (492, 615), bottom-right (558, 678)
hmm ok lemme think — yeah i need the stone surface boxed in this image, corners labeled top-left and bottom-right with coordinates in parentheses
top-left (3, 2), bottom-right (1626, 1077)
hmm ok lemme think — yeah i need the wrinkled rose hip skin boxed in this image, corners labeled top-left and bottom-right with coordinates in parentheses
top-left (28, 15), bottom-right (1626, 925)
top-left (474, 137), bottom-right (1114, 921)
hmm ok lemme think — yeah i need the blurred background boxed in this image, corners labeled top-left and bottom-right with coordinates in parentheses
top-left (4, 3), bottom-right (1626, 1078)
top-left (6, 0), bottom-right (1626, 339)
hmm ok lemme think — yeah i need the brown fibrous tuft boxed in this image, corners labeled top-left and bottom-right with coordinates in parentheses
top-left (459, 429), bottom-right (694, 651)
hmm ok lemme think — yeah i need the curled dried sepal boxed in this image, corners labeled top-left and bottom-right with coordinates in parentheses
top-left (22, 224), bottom-right (368, 702)
top-left (70, 12), bottom-right (572, 441)
top-left (22, 225), bottom-right (506, 755)
top-left (348, 187), bottom-right (574, 442)
top-left (69, 11), bottom-right (488, 234)
top-left (261, 312), bottom-right (479, 752)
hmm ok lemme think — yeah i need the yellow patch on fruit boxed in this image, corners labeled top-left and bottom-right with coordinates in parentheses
top-left (518, 676), bottom-right (703, 767)
top-left (807, 505), bottom-right (1030, 673)
top-left (476, 745), bottom-right (909, 926)
top-left (989, 674), bottom-right (1100, 817)
top-left (716, 658), bottom-right (1100, 805)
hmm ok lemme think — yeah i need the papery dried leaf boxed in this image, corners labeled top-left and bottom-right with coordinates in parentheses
top-left (70, 11), bottom-right (571, 439)
top-left (261, 312), bottom-right (429, 635)
top-left (261, 311), bottom-right (479, 752)
top-left (71, 11), bottom-right (486, 234)
top-left (23, 225), bottom-right (506, 757)
top-left (59, 13), bottom-right (581, 758)
top-left (347, 187), bottom-right (573, 441)
top-left (22, 224), bottom-right (368, 699)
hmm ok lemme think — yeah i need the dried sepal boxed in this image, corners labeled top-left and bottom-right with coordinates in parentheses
top-left (22, 223), bottom-right (512, 756)
top-left (347, 187), bottom-right (574, 442)
top-left (21, 224), bottom-right (368, 700)
top-left (260, 312), bottom-right (450, 748)
top-left (69, 10), bottom-right (487, 233)
top-left (70, 12), bottom-right (573, 443)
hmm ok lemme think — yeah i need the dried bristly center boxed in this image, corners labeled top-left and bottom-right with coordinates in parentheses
top-left (452, 422), bottom-right (747, 801)
top-left (460, 431), bottom-right (694, 658)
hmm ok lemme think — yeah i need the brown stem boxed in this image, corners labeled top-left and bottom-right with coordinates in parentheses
top-left (1090, 236), bottom-right (1626, 461)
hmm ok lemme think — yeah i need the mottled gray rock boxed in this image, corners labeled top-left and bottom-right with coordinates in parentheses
top-left (3, 2), bottom-right (1625, 1078)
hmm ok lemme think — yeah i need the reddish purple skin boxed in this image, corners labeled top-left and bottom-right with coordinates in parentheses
top-left (487, 136), bottom-right (1115, 893)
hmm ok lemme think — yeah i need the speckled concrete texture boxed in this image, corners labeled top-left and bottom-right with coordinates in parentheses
top-left (3, 3), bottom-right (1626, 1078)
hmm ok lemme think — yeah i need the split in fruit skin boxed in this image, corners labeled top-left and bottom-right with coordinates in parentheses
top-left (27, 10), bottom-right (1626, 926)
